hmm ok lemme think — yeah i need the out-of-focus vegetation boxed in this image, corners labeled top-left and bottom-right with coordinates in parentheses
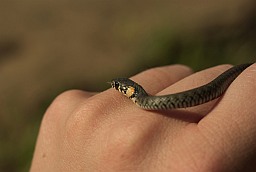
top-left (0, 1), bottom-right (255, 171)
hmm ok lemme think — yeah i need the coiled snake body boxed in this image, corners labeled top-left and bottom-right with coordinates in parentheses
top-left (110, 63), bottom-right (253, 110)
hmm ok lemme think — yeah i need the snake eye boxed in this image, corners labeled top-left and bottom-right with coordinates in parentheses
top-left (114, 82), bottom-right (119, 90)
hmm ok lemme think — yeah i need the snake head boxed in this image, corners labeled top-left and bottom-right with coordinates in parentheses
top-left (110, 78), bottom-right (139, 99)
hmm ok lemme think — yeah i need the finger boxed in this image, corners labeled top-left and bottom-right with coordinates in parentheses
top-left (131, 64), bottom-right (193, 94)
top-left (43, 90), bottom-right (96, 129)
top-left (197, 64), bottom-right (256, 166)
top-left (158, 64), bottom-right (234, 115)
top-left (48, 90), bottom-right (95, 114)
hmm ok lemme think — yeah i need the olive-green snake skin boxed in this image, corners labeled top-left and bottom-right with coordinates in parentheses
top-left (110, 63), bottom-right (253, 110)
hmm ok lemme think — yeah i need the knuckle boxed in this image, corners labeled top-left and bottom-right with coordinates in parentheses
top-left (52, 89), bottom-right (87, 106)
top-left (64, 106), bottom-right (94, 140)
top-left (62, 99), bottom-right (107, 149)
top-left (41, 90), bottom-right (89, 129)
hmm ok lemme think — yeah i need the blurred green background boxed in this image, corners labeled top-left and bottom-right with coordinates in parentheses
top-left (0, 1), bottom-right (255, 171)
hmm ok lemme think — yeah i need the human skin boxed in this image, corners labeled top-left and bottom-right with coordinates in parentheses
top-left (31, 64), bottom-right (256, 172)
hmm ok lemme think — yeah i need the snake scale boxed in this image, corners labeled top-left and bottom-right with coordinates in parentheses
top-left (110, 63), bottom-right (253, 110)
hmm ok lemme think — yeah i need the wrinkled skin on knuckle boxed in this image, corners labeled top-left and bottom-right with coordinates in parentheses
top-left (63, 104), bottom-right (102, 151)
top-left (51, 91), bottom-right (135, 170)
top-left (35, 90), bottom-right (102, 170)
top-left (42, 90), bottom-right (87, 125)
top-left (39, 90), bottom-right (90, 142)
top-left (31, 91), bottom-right (86, 171)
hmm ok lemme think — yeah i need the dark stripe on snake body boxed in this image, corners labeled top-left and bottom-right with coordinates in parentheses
top-left (110, 63), bottom-right (253, 110)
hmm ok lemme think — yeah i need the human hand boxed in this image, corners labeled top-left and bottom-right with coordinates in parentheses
top-left (31, 64), bottom-right (256, 172)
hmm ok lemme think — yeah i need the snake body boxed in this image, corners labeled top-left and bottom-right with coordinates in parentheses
top-left (111, 63), bottom-right (253, 110)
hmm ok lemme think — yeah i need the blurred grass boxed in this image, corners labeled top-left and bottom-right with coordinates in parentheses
top-left (137, 18), bottom-right (255, 70)
top-left (0, 1), bottom-right (255, 171)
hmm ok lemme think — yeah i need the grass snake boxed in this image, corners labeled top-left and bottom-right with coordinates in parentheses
top-left (110, 63), bottom-right (253, 110)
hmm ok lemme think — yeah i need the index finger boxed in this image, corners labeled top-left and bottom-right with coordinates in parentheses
top-left (131, 64), bottom-right (193, 94)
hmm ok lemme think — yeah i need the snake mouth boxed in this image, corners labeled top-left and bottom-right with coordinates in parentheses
top-left (108, 80), bottom-right (120, 90)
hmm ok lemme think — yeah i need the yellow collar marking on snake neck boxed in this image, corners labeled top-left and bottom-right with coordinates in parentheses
top-left (126, 86), bottom-right (135, 98)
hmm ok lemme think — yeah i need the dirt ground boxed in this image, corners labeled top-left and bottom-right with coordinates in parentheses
top-left (0, 0), bottom-right (255, 171)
